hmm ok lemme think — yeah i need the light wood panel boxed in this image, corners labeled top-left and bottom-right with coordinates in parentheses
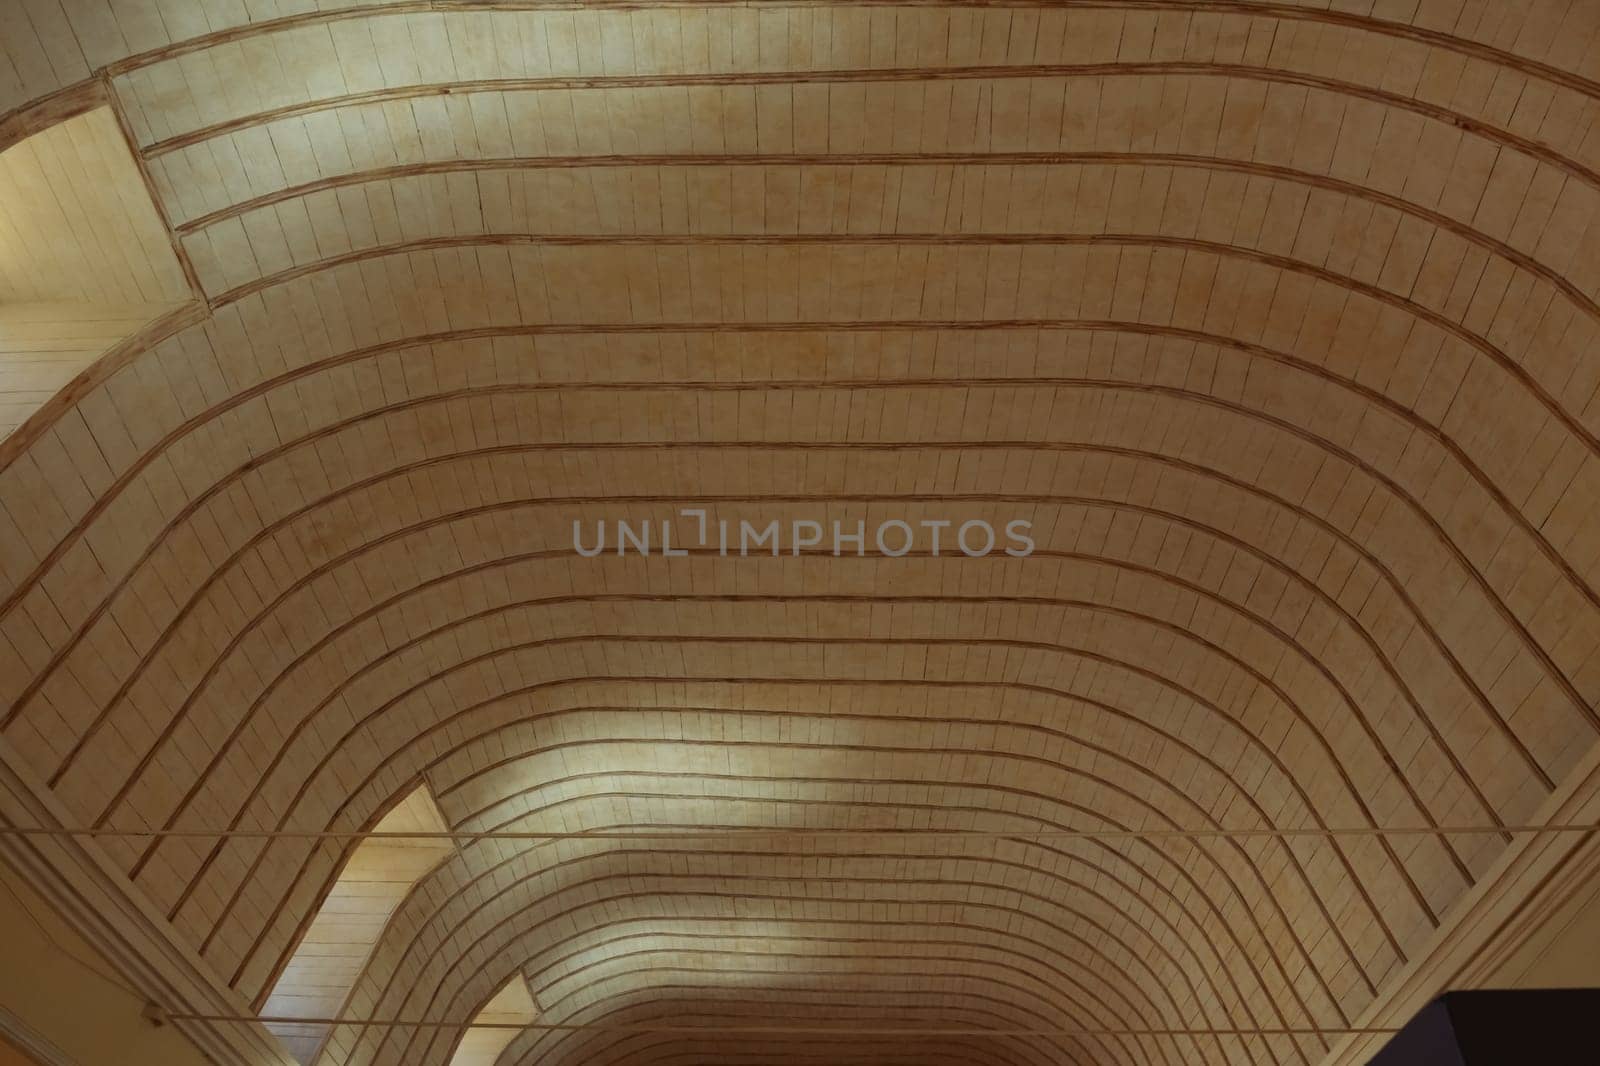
top-left (262, 786), bottom-right (454, 1065)
top-left (0, 303), bottom-right (183, 440)
top-left (447, 975), bottom-right (537, 1066)
top-left (0, 7), bottom-right (1596, 1066)
top-left (0, 104), bottom-right (194, 446)
top-left (0, 107), bottom-right (189, 305)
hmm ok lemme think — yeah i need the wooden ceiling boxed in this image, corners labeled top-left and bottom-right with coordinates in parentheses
top-left (2, 3), bottom-right (1600, 1065)
top-left (0, 103), bottom-right (193, 441)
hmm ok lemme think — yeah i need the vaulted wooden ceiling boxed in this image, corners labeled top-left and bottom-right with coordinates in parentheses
top-left (2, 3), bottom-right (1600, 1066)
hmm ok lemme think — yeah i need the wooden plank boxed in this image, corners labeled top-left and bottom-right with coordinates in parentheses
top-left (262, 785), bottom-right (455, 1066)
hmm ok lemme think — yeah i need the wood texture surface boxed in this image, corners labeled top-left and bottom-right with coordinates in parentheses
top-left (0, 305), bottom-right (177, 440)
top-left (0, 104), bottom-right (195, 448)
top-left (263, 786), bottom-right (453, 1065)
top-left (0, 4), bottom-right (1598, 1066)
top-left (0, 108), bottom-right (190, 305)
top-left (447, 975), bottom-right (538, 1066)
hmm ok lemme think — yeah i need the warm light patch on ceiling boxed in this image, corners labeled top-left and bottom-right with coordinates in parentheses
top-left (448, 974), bottom-right (540, 1066)
top-left (0, 104), bottom-right (195, 441)
top-left (261, 785), bottom-right (455, 1066)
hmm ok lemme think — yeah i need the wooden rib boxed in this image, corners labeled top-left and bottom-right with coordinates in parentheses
top-left (0, 316), bottom-right (1576, 677)
top-left (9, 435), bottom-right (1536, 1011)
top-left (540, 1013), bottom-right (1095, 1066)
top-left (56, 474), bottom-right (1512, 921)
top-left (6, 398), bottom-right (1536, 1024)
top-left (222, 785), bottom-right (1331, 1058)
top-left (436, 652), bottom-right (1427, 922)
top-left (172, 712), bottom-right (1412, 1064)
top-left (550, 1037), bottom-right (1109, 1066)
top-left (354, 856), bottom-right (1323, 1066)
top-left (460, 624), bottom-right (1462, 861)
top-left (183, 241), bottom-right (1600, 716)
top-left (520, 1014), bottom-right (1056, 1066)
top-left (159, 573), bottom-right (1472, 1011)
top-left (200, 238), bottom-right (1600, 541)
top-left (25, 427), bottom-right (1564, 808)
top-left (0, 489), bottom-right (1531, 880)
top-left (75, 0), bottom-right (1600, 105)
top-left (1, 309), bottom-right (1591, 697)
top-left (132, 532), bottom-right (1502, 879)
top-left (0, 2), bottom-right (1587, 1056)
top-left (531, 1037), bottom-right (1035, 1066)
top-left (521, 1005), bottom-right (1060, 1066)
top-left (418, 626), bottom-right (1440, 916)
top-left (493, 966), bottom-right (1200, 1066)
top-left (176, 251), bottom-right (1600, 732)
top-left (236, 754), bottom-right (1351, 1031)
top-left (10, 333), bottom-right (1573, 746)
top-left (0, 80), bottom-right (108, 155)
top-left (72, 460), bottom-right (1523, 960)
top-left (352, 840), bottom-right (1306, 1066)
top-left (0, 301), bottom-right (204, 470)
top-left (0, 335), bottom-right (1564, 835)
top-left (100, 77), bottom-right (206, 305)
top-left (137, 62), bottom-right (1586, 194)
top-left (201, 228), bottom-right (1593, 357)
top-left (484, 921), bottom-right (1171, 1043)
top-left (172, 150), bottom-right (1600, 341)
top-left (10, 823), bottom-right (1581, 842)
top-left (530, 1001), bottom-right (1104, 1066)
top-left (278, 865), bottom-right (1176, 1055)
top-left (39, 313), bottom-right (1573, 751)
top-left (404, 678), bottom-right (1405, 974)
top-left (518, 904), bottom-right (1261, 1027)
top-left (348, 856), bottom-right (1270, 1066)
top-left (503, 952), bottom-right (1158, 1061)
top-left (78, 406), bottom-right (1523, 838)
top-left (552, 1043), bottom-right (1036, 1066)
top-left (525, 956), bottom-right (1187, 1066)
top-left (534, 1034), bottom-right (1054, 1066)
top-left (507, 990), bottom-right (1230, 1066)
top-left (512, 926), bottom-right (1255, 1066)
top-left (408, 798), bottom-right (1303, 1066)
top-left (532, 1036), bottom-right (1040, 1066)
top-left (241, 783), bottom-right (1328, 1057)
top-left (225, 677), bottom-right (1367, 1025)
top-left (199, 999), bottom-right (1351, 1035)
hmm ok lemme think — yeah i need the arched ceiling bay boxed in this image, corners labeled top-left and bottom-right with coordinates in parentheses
top-left (2, 3), bottom-right (1600, 1066)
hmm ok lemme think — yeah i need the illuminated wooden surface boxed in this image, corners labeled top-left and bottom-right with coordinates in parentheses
top-left (263, 787), bottom-right (453, 1065)
top-left (0, 304), bottom-right (180, 439)
top-left (448, 976), bottom-right (538, 1066)
top-left (0, 108), bottom-right (189, 306)
top-left (0, 105), bottom-right (192, 444)
top-left (0, 5), bottom-right (1597, 1066)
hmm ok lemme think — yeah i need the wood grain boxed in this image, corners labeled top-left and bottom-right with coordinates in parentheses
top-left (0, 5), bottom-right (1598, 1066)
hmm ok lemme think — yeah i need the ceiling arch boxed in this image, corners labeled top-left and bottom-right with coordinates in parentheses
top-left (2, 4), bottom-right (1600, 1066)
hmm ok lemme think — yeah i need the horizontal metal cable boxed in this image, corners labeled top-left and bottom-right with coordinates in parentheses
top-left (2, 824), bottom-right (1595, 842)
top-left (174, 1014), bottom-right (1402, 1036)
